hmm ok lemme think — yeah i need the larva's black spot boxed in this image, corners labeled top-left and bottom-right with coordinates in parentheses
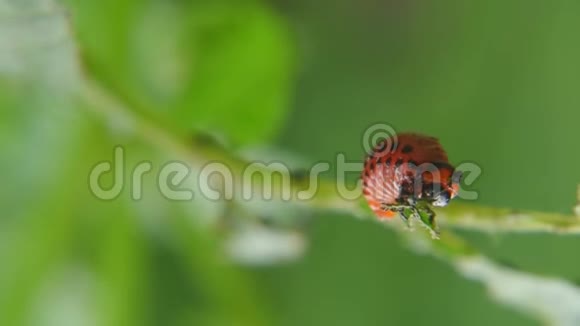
top-left (401, 144), bottom-right (413, 154)
top-left (369, 160), bottom-right (376, 171)
top-left (395, 158), bottom-right (404, 167)
top-left (383, 157), bottom-right (391, 166)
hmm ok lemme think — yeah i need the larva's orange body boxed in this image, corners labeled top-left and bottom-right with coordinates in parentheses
top-left (361, 133), bottom-right (461, 235)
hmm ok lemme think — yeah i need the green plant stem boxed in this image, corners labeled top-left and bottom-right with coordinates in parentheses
top-left (81, 78), bottom-right (580, 239)
top-left (82, 71), bottom-right (580, 326)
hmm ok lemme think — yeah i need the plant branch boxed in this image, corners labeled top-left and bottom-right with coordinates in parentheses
top-left (81, 74), bottom-right (580, 326)
top-left (81, 77), bottom-right (580, 236)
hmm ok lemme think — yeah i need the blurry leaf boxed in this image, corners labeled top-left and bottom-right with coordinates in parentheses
top-left (175, 2), bottom-right (294, 145)
top-left (226, 224), bottom-right (307, 266)
top-left (62, 0), bottom-right (140, 96)
top-left (66, 0), bottom-right (294, 145)
top-left (458, 257), bottom-right (580, 326)
top-left (1, 0), bottom-right (285, 324)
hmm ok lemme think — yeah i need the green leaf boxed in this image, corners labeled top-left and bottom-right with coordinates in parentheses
top-left (0, 0), bottom-right (279, 324)
top-left (66, 0), bottom-right (295, 145)
top-left (175, 3), bottom-right (295, 145)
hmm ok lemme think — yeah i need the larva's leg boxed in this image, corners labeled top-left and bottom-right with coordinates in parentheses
top-left (380, 203), bottom-right (409, 212)
top-left (417, 204), bottom-right (440, 239)
top-left (380, 203), bottom-right (414, 229)
top-left (400, 207), bottom-right (415, 229)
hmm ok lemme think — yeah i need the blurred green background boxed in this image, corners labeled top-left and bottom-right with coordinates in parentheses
top-left (2, 0), bottom-right (580, 325)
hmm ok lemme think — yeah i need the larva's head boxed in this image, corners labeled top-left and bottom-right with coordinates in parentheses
top-left (432, 169), bottom-right (462, 207)
top-left (420, 163), bottom-right (461, 207)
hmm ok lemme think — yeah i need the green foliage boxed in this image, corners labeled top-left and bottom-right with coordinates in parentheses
top-left (3, 0), bottom-right (580, 325)
top-left (66, 0), bottom-right (294, 144)
top-left (0, 0), bottom-right (289, 324)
